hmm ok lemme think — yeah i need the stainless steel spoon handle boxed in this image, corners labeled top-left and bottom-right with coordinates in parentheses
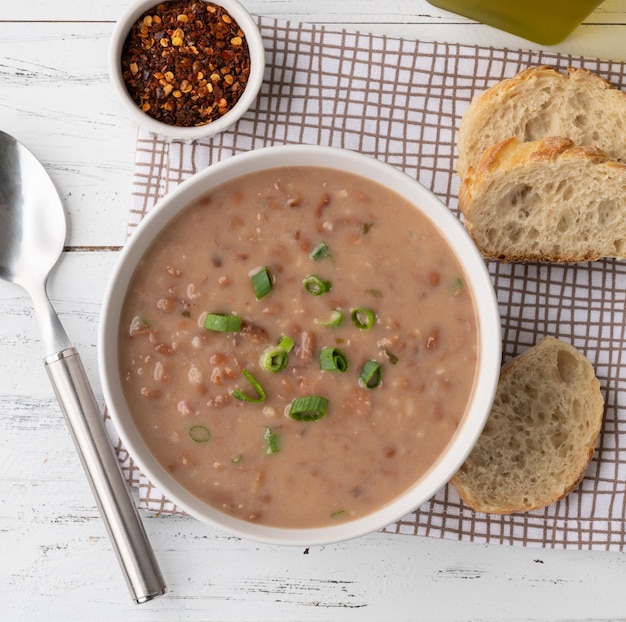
top-left (45, 347), bottom-right (166, 604)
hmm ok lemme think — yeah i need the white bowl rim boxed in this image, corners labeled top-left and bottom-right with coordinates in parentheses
top-left (108, 0), bottom-right (265, 141)
top-left (98, 144), bottom-right (501, 546)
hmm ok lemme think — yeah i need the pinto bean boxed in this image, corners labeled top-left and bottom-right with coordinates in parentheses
top-left (315, 192), bottom-right (331, 218)
top-left (207, 394), bottom-right (232, 408)
top-left (128, 316), bottom-right (152, 338)
top-left (153, 361), bottom-right (170, 384)
top-left (177, 400), bottom-right (195, 416)
top-left (297, 330), bottom-right (315, 363)
top-left (240, 323), bottom-right (269, 343)
top-left (155, 343), bottom-right (175, 356)
top-left (210, 352), bottom-right (227, 365)
top-left (156, 297), bottom-right (177, 312)
top-left (140, 387), bottom-right (162, 400)
top-left (211, 367), bottom-right (225, 385)
top-left (187, 364), bottom-right (202, 384)
top-left (186, 283), bottom-right (201, 299)
top-left (287, 196), bottom-right (301, 208)
top-left (261, 304), bottom-right (282, 316)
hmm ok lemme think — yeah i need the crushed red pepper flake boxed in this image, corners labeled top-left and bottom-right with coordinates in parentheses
top-left (121, 1), bottom-right (251, 127)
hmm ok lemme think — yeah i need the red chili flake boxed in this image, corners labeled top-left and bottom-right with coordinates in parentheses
top-left (121, 1), bottom-right (251, 127)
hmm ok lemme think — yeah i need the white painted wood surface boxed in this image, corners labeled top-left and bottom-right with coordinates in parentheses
top-left (2, 1), bottom-right (626, 619)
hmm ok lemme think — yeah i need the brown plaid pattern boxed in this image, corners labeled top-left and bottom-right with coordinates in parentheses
top-left (106, 15), bottom-right (626, 549)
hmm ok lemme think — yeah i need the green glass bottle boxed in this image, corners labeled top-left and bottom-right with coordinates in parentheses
top-left (427, 0), bottom-right (604, 45)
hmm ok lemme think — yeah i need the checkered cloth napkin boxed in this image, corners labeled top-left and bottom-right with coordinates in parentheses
top-left (105, 15), bottom-right (626, 551)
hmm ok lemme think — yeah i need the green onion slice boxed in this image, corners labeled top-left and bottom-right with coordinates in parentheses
top-left (303, 274), bottom-right (332, 296)
top-left (204, 313), bottom-right (242, 332)
top-left (189, 425), bottom-right (211, 443)
top-left (288, 395), bottom-right (329, 422)
top-left (315, 308), bottom-right (344, 328)
top-left (310, 241), bottom-right (330, 261)
top-left (351, 307), bottom-right (376, 330)
top-left (232, 453), bottom-right (244, 464)
top-left (260, 346), bottom-right (289, 373)
top-left (264, 428), bottom-right (280, 455)
top-left (319, 346), bottom-right (349, 373)
top-left (231, 368), bottom-right (266, 403)
top-left (277, 334), bottom-right (294, 352)
top-left (360, 360), bottom-right (382, 389)
top-left (330, 510), bottom-right (346, 519)
top-left (251, 266), bottom-right (273, 299)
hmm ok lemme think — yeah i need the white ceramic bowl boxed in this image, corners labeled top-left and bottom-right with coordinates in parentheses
top-left (99, 145), bottom-right (502, 546)
top-left (108, 0), bottom-right (265, 141)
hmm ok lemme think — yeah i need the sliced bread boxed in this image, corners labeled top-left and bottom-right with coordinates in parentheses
top-left (457, 65), bottom-right (626, 180)
top-left (459, 136), bottom-right (626, 262)
top-left (451, 337), bottom-right (604, 515)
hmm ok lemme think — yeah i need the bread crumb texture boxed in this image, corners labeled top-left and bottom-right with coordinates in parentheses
top-left (456, 65), bottom-right (626, 180)
top-left (459, 137), bottom-right (626, 262)
top-left (451, 337), bottom-right (604, 514)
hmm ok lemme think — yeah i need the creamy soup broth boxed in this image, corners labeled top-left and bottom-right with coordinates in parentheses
top-left (119, 166), bottom-right (478, 528)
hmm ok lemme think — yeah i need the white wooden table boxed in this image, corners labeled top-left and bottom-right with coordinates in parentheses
top-left (2, 1), bottom-right (626, 620)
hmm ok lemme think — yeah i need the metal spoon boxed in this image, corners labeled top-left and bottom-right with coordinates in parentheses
top-left (0, 130), bottom-right (166, 603)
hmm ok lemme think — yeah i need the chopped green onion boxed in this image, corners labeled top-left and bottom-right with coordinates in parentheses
top-left (288, 395), bottom-right (329, 422)
top-left (351, 307), bottom-right (376, 330)
top-left (330, 510), bottom-right (346, 519)
top-left (315, 308), bottom-right (344, 328)
top-left (232, 453), bottom-right (244, 464)
top-left (383, 348), bottom-right (399, 365)
top-left (251, 266), bottom-right (273, 299)
top-left (189, 425), bottom-right (211, 443)
top-left (260, 346), bottom-right (290, 372)
top-left (231, 368), bottom-right (266, 403)
top-left (264, 428), bottom-right (280, 455)
top-left (204, 313), bottom-right (242, 332)
top-left (277, 334), bottom-right (295, 352)
top-left (360, 360), bottom-right (382, 389)
top-left (362, 222), bottom-right (374, 235)
top-left (452, 276), bottom-right (464, 292)
top-left (319, 346), bottom-right (349, 373)
top-left (310, 241), bottom-right (330, 261)
top-left (303, 274), bottom-right (332, 296)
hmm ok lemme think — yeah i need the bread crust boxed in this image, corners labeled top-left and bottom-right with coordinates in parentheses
top-left (459, 136), bottom-right (626, 262)
top-left (451, 337), bottom-right (604, 515)
top-left (456, 65), bottom-right (626, 180)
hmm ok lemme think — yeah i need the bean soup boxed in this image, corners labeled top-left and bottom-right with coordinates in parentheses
top-left (119, 166), bottom-right (478, 528)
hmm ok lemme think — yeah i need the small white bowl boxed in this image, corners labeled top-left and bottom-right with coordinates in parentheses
top-left (108, 0), bottom-right (265, 141)
top-left (99, 145), bottom-right (502, 546)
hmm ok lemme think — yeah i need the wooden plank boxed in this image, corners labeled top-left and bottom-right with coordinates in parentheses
top-left (0, 23), bottom-right (135, 248)
top-left (3, 0), bottom-right (626, 24)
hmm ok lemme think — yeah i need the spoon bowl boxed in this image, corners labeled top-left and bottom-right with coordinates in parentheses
top-left (0, 131), bottom-right (65, 287)
top-left (0, 130), bottom-right (166, 603)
